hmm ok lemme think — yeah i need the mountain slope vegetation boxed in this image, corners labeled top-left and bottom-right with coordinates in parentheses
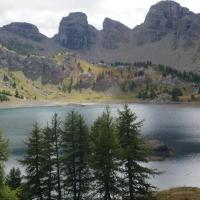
top-left (0, 45), bottom-right (200, 105)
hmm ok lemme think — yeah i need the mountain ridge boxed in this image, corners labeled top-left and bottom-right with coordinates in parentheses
top-left (0, 1), bottom-right (200, 70)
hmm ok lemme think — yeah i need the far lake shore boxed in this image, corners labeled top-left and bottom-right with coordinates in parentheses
top-left (1, 98), bottom-right (200, 110)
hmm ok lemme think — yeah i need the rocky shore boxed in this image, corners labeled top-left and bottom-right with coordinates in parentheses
top-left (146, 139), bottom-right (175, 161)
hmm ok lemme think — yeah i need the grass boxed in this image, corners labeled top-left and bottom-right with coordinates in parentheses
top-left (0, 67), bottom-right (138, 107)
top-left (0, 53), bottom-right (199, 107)
top-left (154, 187), bottom-right (200, 200)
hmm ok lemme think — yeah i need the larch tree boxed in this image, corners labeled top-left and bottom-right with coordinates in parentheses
top-left (90, 108), bottom-right (120, 200)
top-left (40, 125), bottom-right (56, 200)
top-left (0, 131), bottom-right (9, 186)
top-left (116, 105), bottom-right (157, 200)
top-left (5, 167), bottom-right (22, 190)
top-left (51, 114), bottom-right (62, 200)
top-left (20, 123), bottom-right (44, 200)
top-left (61, 111), bottom-right (90, 200)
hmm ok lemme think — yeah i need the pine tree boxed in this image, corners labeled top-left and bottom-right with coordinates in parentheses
top-left (61, 111), bottom-right (90, 200)
top-left (0, 131), bottom-right (9, 186)
top-left (0, 132), bottom-right (19, 200)
top-left (40, 125), bottom-right (56, 200)
top-left (5, 167), bottom-right (22, 190)
top-left (116, 105), bottom-right (157, 200)
top-left (51, 114), bottom-right (62, 200)
top-left (20, 123), bottom-right (44, 200)
top-left (90, 108), bottom-right (120, 200)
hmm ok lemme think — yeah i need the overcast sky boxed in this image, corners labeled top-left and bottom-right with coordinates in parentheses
top-left (0, 0), bottom-right (198, 37)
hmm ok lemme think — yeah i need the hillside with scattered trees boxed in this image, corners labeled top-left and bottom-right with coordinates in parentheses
top-left (1, 51), bottom-right (200, 106)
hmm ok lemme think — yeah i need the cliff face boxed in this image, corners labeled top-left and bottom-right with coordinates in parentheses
top-left (102, 18), bottom-right (131, 49)
top-left (2, 22), bottom-right (47, 42)
top-left (1, 1), bottom-right (200, 70)
top-left (0, 46), bottom-right (74, 84)
top-left (133, 1), bottom-right (193, 44)
top-left (133, 1), bottom-right (200, 48)
top-left (53, 12), bottom-right (98, 49)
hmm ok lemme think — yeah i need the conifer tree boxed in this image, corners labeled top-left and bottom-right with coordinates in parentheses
top-left (90, 108), bottom-right (120, 200)
top-left (0, 131), bottom-right (9, 186)
top-left (51, 114), bottom-right (62, 200)
top-left (20, 123), bottom-right (44, 200)
top-left (61, 111), bottom-right (90, 200)
top-left (116, 105), bottom-right (156, 200)
top-left (6, 167), bottom-right (22, 190)
top-left (41, 125), bottom-right (56, 200)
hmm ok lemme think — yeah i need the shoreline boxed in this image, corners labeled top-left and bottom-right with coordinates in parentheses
top-left (0, 100), bottom-right (104, 110)
top-left (1, 99), bottom-right (200, 109)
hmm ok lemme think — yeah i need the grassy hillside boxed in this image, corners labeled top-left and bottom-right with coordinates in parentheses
top-left (1, 50), bottom-right (200, 106)
top-left (155, 187), bottom-right (200, 200)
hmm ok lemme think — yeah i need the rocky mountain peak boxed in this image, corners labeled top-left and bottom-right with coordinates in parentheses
top-left (54, 12), bottom-right (97, 49)
top-left (102, 18), bottom-right (131, 49)
top-left (67, 12), bottom-right (88, 25)
top-left (2, 22), bottom-right (46, 41)
top-left (144, 1), bottom-right (193, 30)
top-left (103, 18), bottom-right (130, 30)
top-left (0, 1), bottom-right (200, 70)
top-left (133, 1), bottom-right (195, 45)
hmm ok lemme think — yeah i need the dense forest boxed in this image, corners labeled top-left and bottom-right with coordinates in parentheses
top-left (0, 105), bottom-right (158, 200)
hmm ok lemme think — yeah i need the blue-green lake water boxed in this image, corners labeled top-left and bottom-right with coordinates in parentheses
top-left (1, 104), bottom-right (200, 190)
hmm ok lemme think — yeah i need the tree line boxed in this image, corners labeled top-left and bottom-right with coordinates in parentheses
top-left (0, 105), bottom-right (157, 200)
top-left (158, 65), bottom-right (200, 83)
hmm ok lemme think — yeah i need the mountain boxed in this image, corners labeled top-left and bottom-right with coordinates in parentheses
top-left (1, 1), bottom-right (200, 70)
top-left (53, 12), bottom-right (98, 49)
top-left (102, 18), bottom-right (132, 49)
top-left (0, 22), bottom-right (64, 55)
top-left (76, 1), bottom-right (200, 71)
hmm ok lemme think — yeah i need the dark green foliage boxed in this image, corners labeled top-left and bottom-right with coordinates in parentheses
top-left (15, 89), bottom-right (24, 99)
top-left (111, 61), bottom-right (151, 68)
top-left (41, 125), bottom-right (57, 200)
top-left (171, 88), bottom-right (183, 101)
top-left (20, 108), bottom-right (157, 200)
top-left (6, 168), bottom-right (22, 190)
top-left (116, 105), bottom-right (157, 200)
top-left (158, 65), bottom-right (200, 83)
top-left (133, 61), bottom-right (152, 68)
top-left (3, 74), bottom-right (9, 82)
top-left (150, 88), bottom-right (157, 99)
top-left (21, 115), bottom-right (62, 200)
top-left (0, 90), bottom-right (12, 96)
top-left (0, 131), bottom-right (9, 186)
top-left (191, 94), bottom-right (196, 101)
top-left (90, 108), bottom-right (120, 200)
top-left (12, 82), bottom-right (17, 88)
top-left (137, 84), bottom-right (157, 100)
top-left (61, 111), bottom-right (90, 200)
top-left (0, 94), bottom-right (9, 102)
top-left (68, 76), bottom-right (74, 93)
top-left (51, 114), bottom-right (62, 200)
top-left (121, 81), bottom-right (136, 92)
top-left (20, 123), bottom-right (44, 200)
top-left (0, 132), bottom-right (19, 200)
top-left (15, 89), bottom-right (19, 98)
